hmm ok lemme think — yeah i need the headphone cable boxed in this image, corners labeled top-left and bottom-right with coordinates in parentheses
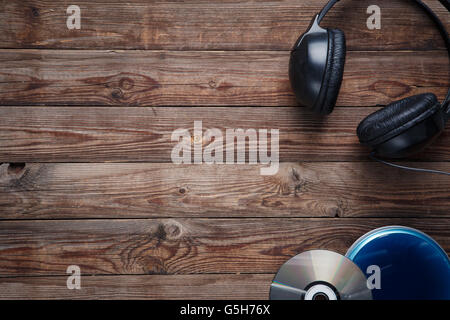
top-left (369, 152), bottom-right (450, 176)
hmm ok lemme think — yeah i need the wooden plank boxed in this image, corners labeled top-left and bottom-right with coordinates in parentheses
top-left (0, 0), bottom-right (448, 50)
top-left (0, 50), bottom-right (448, 107)
top-left (1, 106), bottom-right (450, 162)
top-left (1, 162), bottom-right (450, 219)
top-left (0, 218), bottom-right (447, 276)
top-left (0, 274), bottom-right (272, 300)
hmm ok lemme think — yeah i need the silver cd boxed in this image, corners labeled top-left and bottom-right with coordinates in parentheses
top-left (270, 250), bottom-right (372, 300)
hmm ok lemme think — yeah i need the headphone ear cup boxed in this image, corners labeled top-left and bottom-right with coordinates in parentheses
top-left (357, 93), bottom-right (444, 157)
top-left (314, 28), bottom-right (346, 114)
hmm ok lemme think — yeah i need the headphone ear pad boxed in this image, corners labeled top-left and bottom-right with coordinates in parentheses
top-left (357, 93), bottom-right (443, 157)
top-left (314, 28), bottom-right (346, 114)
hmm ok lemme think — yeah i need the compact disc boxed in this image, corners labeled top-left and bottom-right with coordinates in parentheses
top-left (269, 250), bottom-right (372, 300)
top-left (346, 226), bottom-right (450, 300)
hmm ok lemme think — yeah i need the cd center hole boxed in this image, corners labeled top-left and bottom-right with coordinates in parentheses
top-left (312, 293), bottom-right (329, 300)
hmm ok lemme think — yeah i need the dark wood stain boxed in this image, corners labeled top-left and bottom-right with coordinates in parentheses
top-left (0, 0), bottom-right (448, 299)
top-left (0, 218), bottom-right (447, 276)
top-left (0, 51), bottom-right (447, 106)
top-left (0, 0), bottom-right (448, 50)
top-left (1, 106), bottom-right (450, 162)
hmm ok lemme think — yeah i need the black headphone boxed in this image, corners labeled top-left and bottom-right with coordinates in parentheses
top-left (290, 0), bottom-right (450, 160)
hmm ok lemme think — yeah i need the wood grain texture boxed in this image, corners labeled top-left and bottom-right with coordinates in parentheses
top-left (1, 162), bottom-right (450, 219)
top-left (0, 0), bottom-right (449, 301)
top-left (0, 274), bottom-right (272, 300)
top-left (0, 50), bottom-right (448, 107)
top-left (1, 106), bottom-right (450, 162)
top-left (0, 218), bottom-right (447, 276)
top-left (0, 0), bottom-right (448, 50)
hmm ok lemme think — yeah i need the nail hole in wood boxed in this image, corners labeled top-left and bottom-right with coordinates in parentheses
top-left (8, 163), bottom-right (26, 175)
top-left (31, 7), bottom-right (40, 17)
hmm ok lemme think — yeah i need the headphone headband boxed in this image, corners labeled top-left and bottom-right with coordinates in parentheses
top-left (317, 0), bottom-right (450, 107)
top-left (318, 0), bottom-right (449, 53)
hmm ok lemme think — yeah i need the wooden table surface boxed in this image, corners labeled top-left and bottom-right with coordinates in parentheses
top-left (0, 0), bottom-right (449, 299)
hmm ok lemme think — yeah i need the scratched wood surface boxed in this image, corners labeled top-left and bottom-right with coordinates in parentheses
top-left (0, 50), bottom-right (447, 106)
top-left (1, 106), bottom-right (450, 162)
top-left (1, 0), bottom-right (449, 50)
top-left (2, 162), bottom-right (450, 219)
top-left (0, 218), bottom-right (447, 276)
top-left (0, 0), bottom-right (449, 299)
